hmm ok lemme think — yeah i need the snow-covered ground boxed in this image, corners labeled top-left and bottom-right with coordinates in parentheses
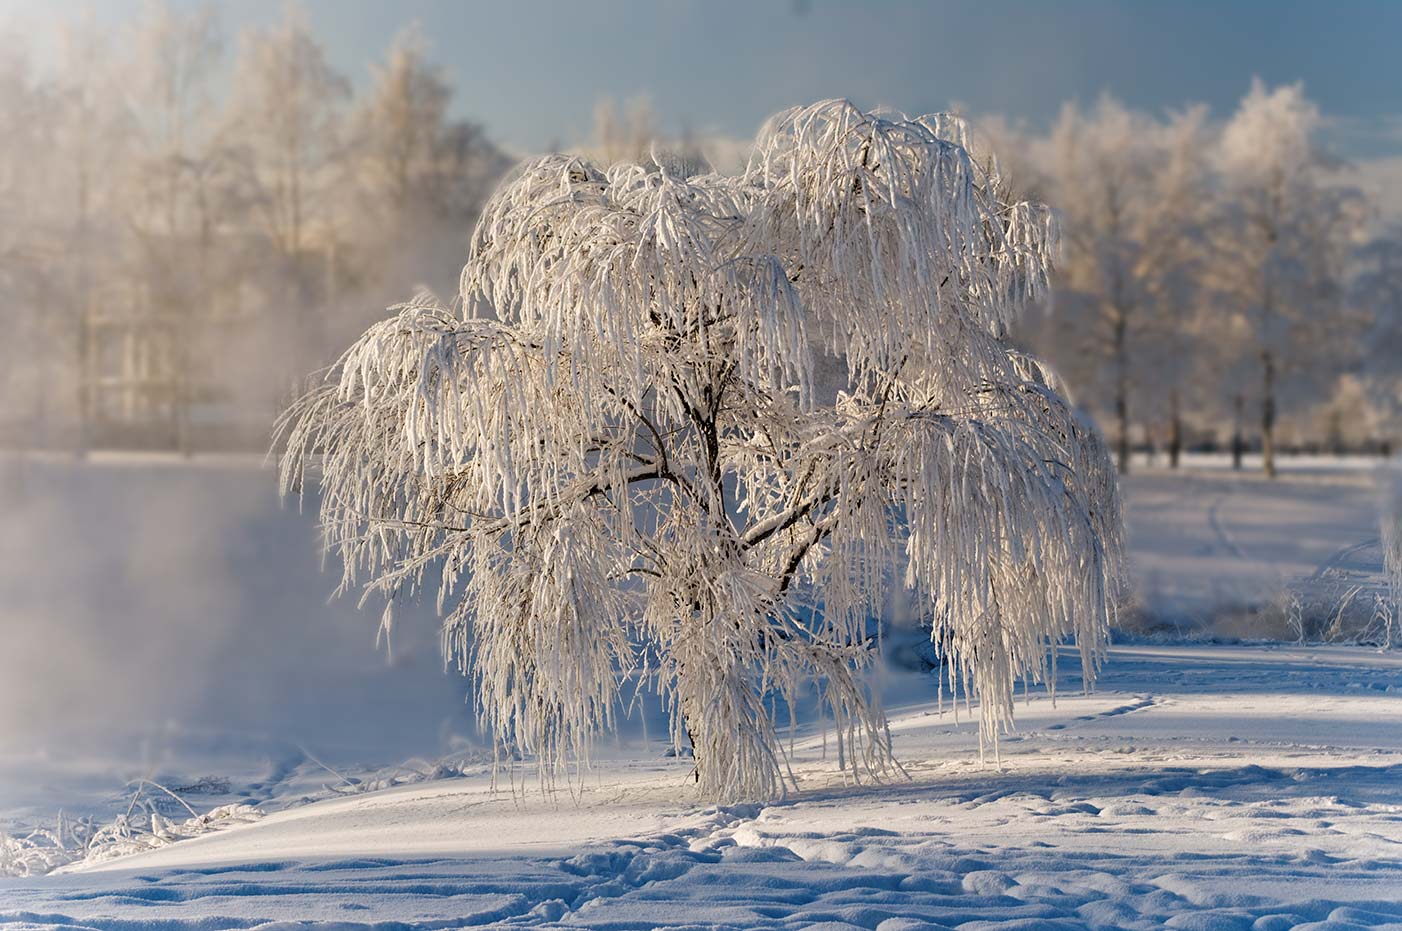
top-left (2, 644), bottom-right (1400, 930)
top-left (1, 454), bottom-right (1399, 928)
top-left (1123, 456), bottom-right (1390, 639)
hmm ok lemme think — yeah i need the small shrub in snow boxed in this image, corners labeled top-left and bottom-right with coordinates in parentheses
top-left (0, 783), bottom-right (261, 877)
top-left (279, 100), bottom-right (1125, 801)
top-left (1382, 464), bottom-right (1402, 647)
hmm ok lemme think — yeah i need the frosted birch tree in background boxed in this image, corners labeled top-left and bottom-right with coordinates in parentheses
top-left (280, 100), bottom-right (1125, 801)
top-left (123, 1), bottom-right (225, 452)
top-left (0, 34), bottom-right (58, 439)
top-left (1214, 80), bottom-right (1361, 477)
top-left (1136, 105), bottom-right (1212, 468)
top-left (50, 14), bottom-right (129, 450)
top-left (1042, 98), bottom-right (1211, 472)
top-left (1354, 226), bottom-right (1402, 450)
top-left (345, 24), bottom-right (507, 328)
top-left (223, 6), bottom-right (349, 382)
top-left (223, 7), bottom-right (347, 265)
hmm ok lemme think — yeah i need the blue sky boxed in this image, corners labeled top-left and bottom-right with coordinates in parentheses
top-left (8, 0), bottom-right (1402, 158)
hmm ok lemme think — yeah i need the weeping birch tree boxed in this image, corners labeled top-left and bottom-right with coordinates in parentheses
top-left (279, 101), bottom-right (1125, 802)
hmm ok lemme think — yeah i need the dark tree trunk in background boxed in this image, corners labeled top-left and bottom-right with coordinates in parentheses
top-left (1261, 350), bottom-right (1277, 479)
top-left (1114, 313), bottom-right (1130, 474)
top-left (1116, 392), bottom-right (1130, 474)
top-left (1232, 393), bottom-right (1245, 471)
top-left (76, 308), bottom-right (91, 458)
top-left (1169, 388), bottom-right (1182, 469)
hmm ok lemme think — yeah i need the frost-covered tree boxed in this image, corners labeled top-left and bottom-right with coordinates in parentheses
top-left (279, 101), bottom-right (1125, 801)
top-left (122, 1), bottom-right (225, 453)
top-left (589, 96), bottom-right (660, 167)
top-left (344, 24), bottom-right (506, 324)
top-left (1213, 80), bottom-right (1362, 477)
top-left (1043, 97), bottom-right (1210, 472)
top-left (1354, 226), bottom-right (1402, 450)
top-left (223, 5), bottom-right (348, 261)
top-left (0, 34), bottom-right (54, 426)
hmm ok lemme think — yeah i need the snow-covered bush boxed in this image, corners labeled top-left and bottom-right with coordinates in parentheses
top-left (1383, 463), bottom-right (1402, 647)
top-left (0, 785), bottom-right (261, 878)
top-left (279, 100), bottom-right (1125, 801)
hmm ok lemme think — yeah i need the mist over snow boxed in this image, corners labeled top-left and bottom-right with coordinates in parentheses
top-left (0, 455), bottom-right (476, 798)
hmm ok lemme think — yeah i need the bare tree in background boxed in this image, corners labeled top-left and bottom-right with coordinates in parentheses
top-left (1354, 226), bottom-right (1402, 453)
top-left (0, 7), bottom-right (513, 453)
top-left (590, 96), bottom-right (659, 166)
top-left (1137, 106), bottom-right (1212, 468)
top-left (222, 5), bottom-right (349, 383)
top-left (588, 96), bottom-right (712, 177)
top-left (223, 6), bottom-right (348, 263)
top-left (124, 1), bottom-right (224, 453)
top-left (1213, 80), bottom-right (1360, 477)
top-left (1043, 97), bottom-right (1209, 473)
top-left (345, 23), bottom-right (507, 326)
top-left (51, 15), bottom-right (129, 453)
top-left (0, 33), bottom-right (57, 444)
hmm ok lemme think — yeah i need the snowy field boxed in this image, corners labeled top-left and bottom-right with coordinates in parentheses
top-left (1122, 455), bottom-right (1391, 639)
top-left (2, 645), bottom-right (1400, 930)
top-left (1, 454), bottom-right (1400, 929)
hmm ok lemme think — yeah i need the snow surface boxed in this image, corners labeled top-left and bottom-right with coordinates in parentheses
top-left (1123, 460), bottom-right (1389, 637)
top-left (2, 455), bottom-right (1400, 927)
top-left (3, 644), bottom-right (1401, 930)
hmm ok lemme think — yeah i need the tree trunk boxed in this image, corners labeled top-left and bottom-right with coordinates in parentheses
top-left (1232, 393), bottom-right (1245, 471)
top-left (1116, 392), bottom-right (1130, 475)
top-left (1114, 314), bottom-right (1130, 474)
top-left (76, 307), bottom-right (90, 458)
top-left (1261, 351), bottom-right (1277, 479)
top-left (1169, 388), bottom-right (1182, 469)
top-left (682, 717), bottom-right (700, 783)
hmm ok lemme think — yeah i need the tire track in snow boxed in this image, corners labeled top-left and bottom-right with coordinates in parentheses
top-left (1207, 492), bottom-right (1256, 567)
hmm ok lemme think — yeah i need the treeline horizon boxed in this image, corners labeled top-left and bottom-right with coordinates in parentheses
top-left (1001, 83), bottom-right (1400, 475)
top-left (0, 3), bottom-right (511, 453)
top-left (0, 3), bottom-right (1398, 472)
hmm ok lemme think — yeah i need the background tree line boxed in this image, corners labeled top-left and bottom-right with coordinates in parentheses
top-left (1, 3), bottom-right (1399, 473)
top-left (1007, 82), bottom-right (1400, 476)
top-left (0, 3), bottom-right (508, 453)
